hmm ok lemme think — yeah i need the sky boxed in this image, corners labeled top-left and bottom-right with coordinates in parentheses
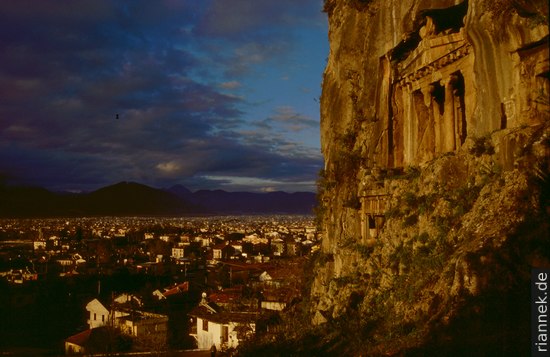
top-left (0, 0), bottom-right (328, 193)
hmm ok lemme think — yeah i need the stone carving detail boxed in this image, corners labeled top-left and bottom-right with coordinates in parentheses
top-left (358, 173), bottom-right (388, 244)
top-left (353, 1), bottom-right (549, 244)
top-left (398, 42), bottom-right (471, 88)
top-left (359, 193), bottom-right (388, 245)
top-left (387, 14), bottom-right (474, 167)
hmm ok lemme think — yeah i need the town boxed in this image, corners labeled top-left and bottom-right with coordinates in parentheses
top-left (0, 215), bottom-right (319, 355)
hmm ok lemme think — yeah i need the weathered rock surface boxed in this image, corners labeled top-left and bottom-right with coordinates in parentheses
top-left (312, 0), bottom-right (549, 355)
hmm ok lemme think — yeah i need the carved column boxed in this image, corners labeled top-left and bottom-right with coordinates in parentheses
top-left (391, 84), bottom-right (404, 168)
top-left (428, 82), bottom-right (445, 153)
top-left (430, 84), bottom-right (440, 154)
top-left (402, 82), bottom-right (415, 164)
top-left (360, 196), bottom-right (368, 243)
top-left (416, 87), bottom-right (436, 161)
top-left (442, 78), bottom-right (457, 152)
top-left (450, 72), bottom-right (466, 147)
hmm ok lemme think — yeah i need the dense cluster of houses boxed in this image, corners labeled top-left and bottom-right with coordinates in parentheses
top-left (0, 216), bottom-right (318, 284)
top-left (188, 259), bottom-right (304, 352)
top-left (65, 293), bottom-right (170, 354)
top-left (0, 216), bottom-right (318, 354)
top-left (63, 256), bottom-right (306, 354)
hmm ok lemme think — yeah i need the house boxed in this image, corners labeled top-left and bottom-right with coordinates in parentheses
top-left (196, 236), bottom-right (210, 247)
top-left (230, 242), bottom-right (243, 254)
top-left (47, 236), bottom-right (60, 250)
top-left (116, 311), bottom-right (168, 345)
top-left (305, 226), bottom-right (316, 234)
top-left (172, 247), bottom-right (185, 259)
top-left (258, 267), bottom-right (291, 288)
top-left (260, 287), bottom-right (299, 311)
top-left (33, 240), bottom-right (46, 251)
top-left (208, 286), bottom-right (244, 309)
top-left (189, 295), bottom-right (259, 351)
top-left (152, 289), bottom-right (167, 301)
top-left (65, 328), bottom-right (89, 355)
top-left (211, 242), bottom-right (238, 262)
top-left (218, 261), bottom-right (265, 287)
top-left (86, 298), bottom-right (110, 329)
top-left (65, 327), bottom-right (112, 355)
top-left (56, 256), bottom-right (76, 276)
top-left (81, 297), bottom-right (169, 348)
top-left (285, 239), bottom-right (301, 257)
top-left (162, 281), bottom-right (189, 298)
top-left (113, 293), bottom-right (142, 307)
top-left (270, 238), bottom-right (285, 256)
top-left (259, 271), bottom-right (273, 284)
top-left (0, 268), bottom-right (38, 284)
top-left (211, 243), bottom-right (224, 261)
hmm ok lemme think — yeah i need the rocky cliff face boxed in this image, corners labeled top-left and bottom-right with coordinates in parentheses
top-left (312, 0), bottom-right (549, 355)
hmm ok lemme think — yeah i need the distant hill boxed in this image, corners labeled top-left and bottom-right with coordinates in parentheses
top-left (0, 185), bottom-right (75, 217)
top-left (81, 181), bottom-right (197, 216)
top-left (0, 182), bottom-right (316, 217)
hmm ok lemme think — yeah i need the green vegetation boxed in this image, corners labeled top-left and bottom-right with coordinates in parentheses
top-left (384, 165), bottom-right (420, 181)
top-left (332, 126), bottom-right (364, 184)
top-left (402, 213), bottom-right (419, 227)
top-left (353, 242), bottom-right (375, 258)
top-left (314, 169), bottom-right (335, 229)
top-left (242, 119), bottom-right (549, 356)
top-left (469, 134), bottom-right (495, 156)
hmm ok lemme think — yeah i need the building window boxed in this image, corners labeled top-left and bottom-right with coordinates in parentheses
top-left (102, 315), bottom-right (105, 322)
top-left (94, 313), bottom-right (96, 321)
top-left (222, 325), bottom-right (229, 342)
top-left (202, 319), bottom-right (208, 332)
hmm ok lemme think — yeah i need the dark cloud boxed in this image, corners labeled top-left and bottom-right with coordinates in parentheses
top-left (0, 0), bottom-right (326, 193)
top-left (194, 0), bottom-right (325, 76)
top-left (265, 106), bottom-right (319, 132)
top-left (224, 41), bottom-right (293, 77)
top-left (195, 0), bottom-right (324, 39)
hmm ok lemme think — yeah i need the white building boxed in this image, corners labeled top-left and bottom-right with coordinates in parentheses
top-left (84, 297), bottom-right (168, 344)
top-left (117, 312), bottom-right (168, 345)
top-left (189, 297), bottom-right (258, 351)
top-left (172, 247), bottom-right (185, 259)
top-left (86, 299), bottom-right (110, 329)
top-left (33, 240), bottom-right (46, 251)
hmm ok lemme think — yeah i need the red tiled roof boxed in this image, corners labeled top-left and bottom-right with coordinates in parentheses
top-left (188, 303), bottom-right (220, 319)
top-left (65, 327), bottom-right (111, 348)
top-left (219, 261), bottom-right (271, 271)
top-left (163, 281), bottom-right (189, 297)
top-left (65, 329), bottom-right (92, 346)
top-left (189, 305), bottom-right (259, 325)
top-left (209, 289), bottom-right (242, 304)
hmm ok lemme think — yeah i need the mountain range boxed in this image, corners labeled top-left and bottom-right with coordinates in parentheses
top-left (0, 181), bottom-right (317, 217)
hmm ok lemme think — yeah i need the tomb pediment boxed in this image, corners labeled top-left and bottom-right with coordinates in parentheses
top-left (398, 31), bottom-right (470, 85)
top-left (395, 14), bottom-right (472, 92)
top-left (393, 1), bottom-right (471, 90)
top-left (385, 9), bottom-right (473, 168)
